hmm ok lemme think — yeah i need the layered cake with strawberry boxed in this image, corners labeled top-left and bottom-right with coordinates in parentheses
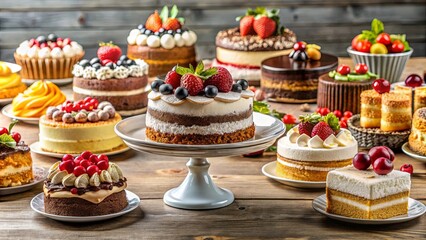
top-left (73, 43), bottom-right (149, 116)
top-left (146, 62), bottom-right (255, 144)
top-left (0, 62), bottom-right (26, 100)
top-left (11, 80), bottom-right (66, 118)
top-left (39, 99), bottom-right (125, 154)
top-left (327, 147), bottom-right (411, 219)
top-left (317, 63), bottom-right (377, 114)
top-left (214, 7), bottom-right (296, 84)
top-left (44, 151), bottom-right (127, 216)
top-left (127, 5), bottom-right (197, 77)
top-left (0, 121), bottom-right (33, 187)
top-left (276, 113), bottom-right (357, 181)
top-left (14, 34), bottom-right (84, 83)
top-left (261, 42), bottom-right (338, 103)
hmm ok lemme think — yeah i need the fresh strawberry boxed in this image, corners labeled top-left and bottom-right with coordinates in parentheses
top-left (239, 16), bottom-right (255, 36)
top-left (203, 67), bottom-right (233, 92)
top-left (165, 70), bottom-right (181, 89)
top-left (163, 18), bottom-right (181, 31)
top-left (311, 113), bottom-right (340, 140)
top-left (180, 74), bottom-right (204, 96)
top-left (253, 16), bottom-right (276, 39)
top-left (145, 10), bottom-right (163, 32)
top-left (298, 113), bottom-right (321, 136)
top-left (97, 42), bottom-right (122, 62)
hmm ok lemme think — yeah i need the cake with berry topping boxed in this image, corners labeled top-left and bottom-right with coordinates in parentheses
top-left (327, 148), bottom-right (410, 219)
top-left (317, 64), bottom-right (377, 114)
top-left (146, 62), bottom-right (255, 144)
top-left (261, 41), bottom-right (338, 103)
top-left (127, 5), bottom-right (197, 77)
top-left (43, 151), bottom-right (127, 216)
top-left (39, 99), bottom-right (125, 154)
top-left (73, 43), bottom-right (149, 116)
top-left (276, 113), bottom-right (357, 181)
top-left (11, 80), bottom-right (66, 118)
top-left (0, 120), bottom-right (33, 187)
top-left (213, 7), bottom-right (296, 85)
top-left (14, 34), bottom-right (84, 83)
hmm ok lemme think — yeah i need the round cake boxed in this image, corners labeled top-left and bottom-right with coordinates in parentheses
top-left (317, 64), bottom-right (377, 114)
top-left (213, 7), bottom-right (296, 85)
top-left (126, 5), bottom-right (197, 77)
top-left (43, 152), bottom-right (127, 216)
top-left (0, 62), bottom-right (26, 99)
top-left (146, 63), bottom-right (255, 144)
top-left (14, 34), bottom-right (84, 83)
top-left (276, 113), bottom-right (358, 181)
top-left (261, 53), bottom-right (338, 103)
top-left (39, 99), bottom-right (125, 154)
top-left (72, 45), bottom-right (150, 117)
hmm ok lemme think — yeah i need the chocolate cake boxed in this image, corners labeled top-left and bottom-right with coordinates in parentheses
top-left (261, 53), bottom-right (338, 103)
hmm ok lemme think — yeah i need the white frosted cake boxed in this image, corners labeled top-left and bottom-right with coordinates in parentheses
top-left (326, 165), bottom-right (411, 219)
top-left (276, 125), bottom-right (358, 181)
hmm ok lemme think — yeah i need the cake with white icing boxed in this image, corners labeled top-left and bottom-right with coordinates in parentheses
top-left (146, 62), bottom-right (254, 144)
top-left (276, 113), bottom-right (357, 181)
top-left (326, 165), bottom-right (411, 219)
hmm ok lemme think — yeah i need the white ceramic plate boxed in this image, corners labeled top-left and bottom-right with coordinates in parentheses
top-left (2, 62), bottom-right (22, 73)
top-left (0, 166), bottom-right (46, 196)
top-left (22, 78), bottom-right (73, 86)
top-left (401, 142), bottom-right (426, 162)
top-left (31, 190), bottom-right (140, 222)
top-left (261, 161), bottom-right (326, 188)
top-left (1, 104), bottom-right (39, 125)
top-left (0, 98), bottom-right (13, 106)
top-left (30, 141), bottom-right (130, 159)
top-left (312, 194), bottom-right (426, 224)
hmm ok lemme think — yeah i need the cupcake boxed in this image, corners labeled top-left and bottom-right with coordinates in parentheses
top-left (14, 34), bottom-right (84, 83)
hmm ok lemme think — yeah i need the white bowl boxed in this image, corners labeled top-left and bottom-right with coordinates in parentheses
top-left (347, 47), bottom-right (413, 83)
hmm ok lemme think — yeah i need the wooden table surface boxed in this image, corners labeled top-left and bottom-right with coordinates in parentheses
top-left (0, 58), bottom-right (425, 240)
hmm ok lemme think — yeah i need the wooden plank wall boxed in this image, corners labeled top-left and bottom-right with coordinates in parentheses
top-left (0, 0), bottom-right (425, 62)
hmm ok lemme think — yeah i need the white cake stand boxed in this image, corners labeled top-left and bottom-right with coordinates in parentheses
top-left (115, 112), bottom-right (285, 210)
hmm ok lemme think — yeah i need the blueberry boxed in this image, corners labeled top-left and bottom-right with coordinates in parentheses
top-left (126, 59), bottom-right (136, 66)
top-left (92, 63), bottom-right (102, 70)
top-left (174, 87), bottom-right (189, 100)
top-left (159, 28), bottom-right (165, 33)
top-left (90, 57), bottom-right (100, 65)
top-left (119, 55), bottom-right (129, 61)
top-left (289, 50), bottom-right (295, 58)
top-left (167, 30), bottom-right (174, 35)
top-left (159, 84), bottom-right (173, 95)
top-left (292, 50), bottom-right (308, 61)
top-left (36, 36), bottom-right (47, 44)
top-left (204, 85), bottom-right (218, 98)
top-left (137, 24), bottom-right (144, 30)
top-left (176, 29), bottom-right (182, 34)
top-left (145, 30), bottom-right (152, 35)
top-left (105, 62), bottom-right (116, 70)
top-left (79, 59), bottom-right (90, 67)
top-left (151, 79), bottom-right (165, 92)
top-left (236, 79), bottom-right (249, 90)
top-left (231, 83), bottom-right (242, 93)
top-left (140, 28), bottom-right (146, 34)
top-left (116, 60), bottom-right (124, 66)
top-left (47, 33), bottom-right (58, 42)
top-left (154, 32), bottom-right (160, 36)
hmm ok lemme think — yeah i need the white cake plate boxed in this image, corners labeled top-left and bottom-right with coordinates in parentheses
top-left (22, 78), bottom-right (73, 86)
top-left (115, 112), bottom-right (285, 210)
top-left (401, 142), bottom-right (426, 162)
top-left (2, 104), bottom-right (39, 125)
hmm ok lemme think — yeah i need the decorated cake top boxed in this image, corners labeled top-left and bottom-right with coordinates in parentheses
top-left (72, 43), bottom-right (148, 80)
top-left (328, 63), bottom-right (378, 82)
top-left (45, 98), bottom-right (117, 124)
top-left (0, 120), bottom-right (25, 151)
top-left (216, 7), bottom-right (296, 51)
top-left (148, 62), bottom-right (254, 105)
top-left (0, 62), bottom-right (22, 90)
top-left (351, 18), bottom-right (411, 54)
top-left (16, 34), bottom-right (84, 59)
top-left (127, 5), bottom-right (197, 49)
top-left (289, 41), bottom-right (322, 62)
top-left (46, 151), bottom-right (126, 195)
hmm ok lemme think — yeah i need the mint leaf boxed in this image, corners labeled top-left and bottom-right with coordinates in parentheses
top-left (195, 61), bottom-right (204, 74)
top-left (8, 119), bottom-right (18, 133)
top-left (253, 101), bottom-right (285, 120)
top-left (0, 133), bottom-right (16, 148)
top-left (160, 6), bottom-right (169, 23)
top-left (189, 64), bottom-right (194, 72)
top-left (200, 67), bottom-right (217, 79)
top-left (177, 17), bottom-right (185, 24)
top-left (170, 5), bottom-right (178, 18)
top-left (371, 18), bottom-right (384, 35)
top-left (175, 66), bottom-right (192, 76)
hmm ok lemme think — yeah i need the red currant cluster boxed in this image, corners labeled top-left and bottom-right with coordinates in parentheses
top-left (315, 108), bottom-right (352, 128)
top-left (60, 97), bottom-right (99, 113)
top-left (59, 151), bottom-right (110, 180)
top-left (353, 146), bottom-right (413, 175)
top-left (337, 63), bottom-right (368, 75)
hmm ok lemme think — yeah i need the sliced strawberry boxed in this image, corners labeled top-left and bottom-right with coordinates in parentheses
top-left (240, 16), bottom-right (255, 36)
top-left (253, 16), bottom-right (276, 39)
top-left (298, 113), bottom-right (321, 136)
top-left (145, 10), bottom-right (163, 32)
top-left (97, 42), bottom-right (122, 62)
top-left (163, 18), bottom-right (181, 31)
top-left (311, 122), bottom-right (334, 140)
top-left (180, 73), bottom-right (204, 96)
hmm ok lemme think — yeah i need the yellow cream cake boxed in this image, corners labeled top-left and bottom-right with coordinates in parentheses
top-left (360, 89), bottom-right (382, 128)
top-left (381, 92), bottom-right (411, 132)
top-left (0, 62), bottom-right (26, 99)
top-left (414, 86), bottom-right (426, 112)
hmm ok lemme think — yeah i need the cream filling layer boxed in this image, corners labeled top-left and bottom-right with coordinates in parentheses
top-left (277, 159), bottom-right (338, 172)
top-left (361, 104), bottom-right (381, 110)
top-left (382, 105), bottom-right (411, 113)
top-left (146, 113), bottom-right (253, 135)
top-left (216, 47), bottom-right (291, 66)
top-left (330, 195), bottom-right (408, 211)
top-left (0, 165), bottom-right (31, 176)
top-left (43, 184), bottom-right (126, 204)
top-left (212, 59), bottom-right (260, 81)
top-left (73, 85), bottom-right (150, 96)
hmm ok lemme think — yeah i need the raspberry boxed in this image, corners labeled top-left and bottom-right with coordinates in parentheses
top-left (180, 74), bottom-right (204, 96)
top-left (203, 67), bottom-right (233, 92)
